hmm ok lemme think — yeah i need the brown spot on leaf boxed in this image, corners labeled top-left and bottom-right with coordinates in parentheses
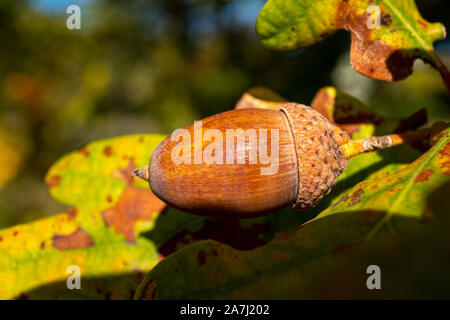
top-left (52, 227), bottom-right (94, 250)
top-left (349, 188), bottom-right (363, 205)
top-left (417, 19), bottom-right (428, 29)
top-left (102, 187), bottom-right (166, 243)
top-left (67, 207), bottom-right (77, 220)
top-left (40, 241), bottom-right (45, 250)
top-left (78, 147), bottom-right (89, 157)
top-left (103, 146), bottom-right (113, 157)
top-left (107, 195), bottom-right (113, 203)
top-left (333, 194), bottom-right (349, 208)
top-left (13, 231), bottom-right (18, 236)
top-left (415, 169), bottom-right (434, 182)
top-left (438, 142), bottom-right (450, 176)
top-left (46, 175), bottom-right (61, 188)
top-left (0, 235), bottom-right (3, 241)
top-left (440, 142), bottom-right (450, 156)
top-left (380, 13), bottom-right (392, 26)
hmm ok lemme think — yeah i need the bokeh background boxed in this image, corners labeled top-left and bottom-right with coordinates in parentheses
top-left (0, 0), bottom-right (449, 228)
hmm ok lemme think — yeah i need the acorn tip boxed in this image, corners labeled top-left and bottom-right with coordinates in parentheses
top-left (131, 166), bottom-right (150, 182)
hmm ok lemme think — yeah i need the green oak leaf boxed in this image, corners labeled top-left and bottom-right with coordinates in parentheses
top-left (256, 0), bottom-right (450, 90)
top-left (0, 134), bottom-right (167, 299)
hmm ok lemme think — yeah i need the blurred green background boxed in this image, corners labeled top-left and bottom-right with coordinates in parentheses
top-left (0, 0), bottom-right (449, 228)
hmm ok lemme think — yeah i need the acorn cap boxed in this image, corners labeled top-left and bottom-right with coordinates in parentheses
top-left (281, 103), bottom-right (349, 209)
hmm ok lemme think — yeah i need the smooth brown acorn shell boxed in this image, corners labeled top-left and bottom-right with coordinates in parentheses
top-left (149, 108), bottom-right (299, 218)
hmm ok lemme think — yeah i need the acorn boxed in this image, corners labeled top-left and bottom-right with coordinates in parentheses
top-left (133, 103), bottom-right (432, 219)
